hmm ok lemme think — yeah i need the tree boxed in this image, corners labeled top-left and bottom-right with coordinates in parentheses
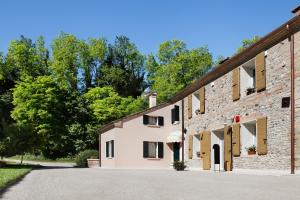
top-left (84, 86), bottom-right (146, 125)
top-left (146, 40), bottom-right (213, 102)
top-left (78, 38), bottom-right (107, 91)
top-left (11, 76), bottom-right (71, 158)
top-left (96, 36), bottom-right (146, 98)
top-left (237, 36), bottom-right (261, 53)
top-left (5, 35), bottom-right (49, 79)
top-left (51, 33), bottom-right (80, 90)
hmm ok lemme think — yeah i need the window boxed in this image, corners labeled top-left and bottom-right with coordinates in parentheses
top-left (192, 92), bottom-right (200, 116)
top-left (106, 140), bottom-right (114, 158)
top-left (171, 105), bottom-right (180, 124)
top-left (143, 141), bottom-right (163, 158)
top-left (148, 116), bottom-right (158, 125)
top-left (240, 58), bottom-right (256, 97)
top-left (143, 115), bottom-right (164, 126)
top-left (241, 121), bottom-right (256, 156)
top-left (192, 134), bottom-right (201, 159)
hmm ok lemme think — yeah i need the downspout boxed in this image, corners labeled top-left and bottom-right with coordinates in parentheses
top-left (99, 134), bottom-right (101, 167)
top-left (181, 99), bottom-right (185, 162)
top-left (288, 24), bottom-right (295, 174)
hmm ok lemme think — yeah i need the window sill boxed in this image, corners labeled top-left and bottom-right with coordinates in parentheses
top-left (107, 157), bottom-right (114, 159)
top-left (239, 154), bottom-right (258, 158)
top-left (146, 158), bottom-right (161, 160)
top-left (147, 125), bottom-right (161, 128)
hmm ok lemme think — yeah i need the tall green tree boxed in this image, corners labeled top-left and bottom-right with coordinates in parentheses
top-left (96, 36), bottom-right (146, 98)
top-left (146, 40), bottom-right (213, 102)
top-left (51, 33), bottom-right (80, 90)
top-left (78, 38), bottom-right (107, 91)
top-left (11, 76), bottom-right (71, 158)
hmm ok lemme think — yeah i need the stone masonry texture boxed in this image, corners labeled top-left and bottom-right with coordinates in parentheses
top-left (184, 37), bottom-right (293, 170)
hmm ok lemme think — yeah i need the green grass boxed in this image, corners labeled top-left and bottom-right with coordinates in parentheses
top-left (7, 154), bottom-right (75, 163)
top-left (0, 164), bottom-right (32, 190)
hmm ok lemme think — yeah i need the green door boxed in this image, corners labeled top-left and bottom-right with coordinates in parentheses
top-left (173, 142), bottom-right (180, 161)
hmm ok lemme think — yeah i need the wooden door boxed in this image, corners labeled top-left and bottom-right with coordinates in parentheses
top-left (200, 131), bottom-right (211, 170)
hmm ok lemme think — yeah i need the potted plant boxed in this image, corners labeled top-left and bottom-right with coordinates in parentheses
top-left (246, 145), bottom-right (256, 155)
top-left (246, 87), bottom-right (255, 95)
top-left (87, 156), bottom-right (100, 168)
top-left (173, 161), bottom-right (187, 171)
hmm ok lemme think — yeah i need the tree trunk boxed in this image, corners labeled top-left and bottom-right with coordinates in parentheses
top-left (20, 154), bottom-right (24, 165)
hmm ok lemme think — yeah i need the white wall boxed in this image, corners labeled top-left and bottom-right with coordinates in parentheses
top-left (101, 102), bottom-right (182, 169)
top-left (241, 122), bottom-right (257, 155)
top-left (192, 92), bottom-right (200, 117)
top-left (241, 66), bottom-right (255, 97)
top-left (192, 134), bottom-right (200, 159)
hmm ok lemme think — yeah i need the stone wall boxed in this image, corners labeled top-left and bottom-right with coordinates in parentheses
top-left (184, 37), bottom-right (292, 170)
top-left (294, 31), bottom-right (300, 171)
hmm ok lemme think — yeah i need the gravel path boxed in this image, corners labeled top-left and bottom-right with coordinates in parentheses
top-left (1, 168), bottom-right (300, 200)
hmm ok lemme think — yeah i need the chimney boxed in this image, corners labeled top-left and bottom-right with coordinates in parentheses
top-left (292, 5), bottom-right (300, 16)
top-left (149, 93), bottom-right (157, 108)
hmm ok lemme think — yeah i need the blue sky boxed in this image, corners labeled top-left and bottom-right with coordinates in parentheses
top-left (1, 0), bottom-right (299, 59)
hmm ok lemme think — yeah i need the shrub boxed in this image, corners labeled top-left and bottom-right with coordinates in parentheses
top-left (75, 150), bottom-right (99, 167)
top-left (173, 161), bottom-right (186, 171)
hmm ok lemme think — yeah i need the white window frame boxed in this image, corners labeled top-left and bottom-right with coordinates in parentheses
top-left (107, 140), bottom-right (114, 158)
top-left (147, 142), bottom-right (159, 158)
top-left (148, 116), bottom-right (158, 126)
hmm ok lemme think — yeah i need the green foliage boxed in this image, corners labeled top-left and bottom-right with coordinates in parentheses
top-left (147, 40), bottom-right (213, 102)
top-left (1, 34), bottom-right (215, 160)
top-left (75, 149), bottom-right (99, 167)
top-left (237, 36), bottom-right (261, 53)
top-left (96, 36), bottom-right (146, 97)
top-left (51, 33), bottom-right (80, 90)
top-left (173, 161), bottom-right (186, 171)
top-left (84, 86), bottom-right (146, 124)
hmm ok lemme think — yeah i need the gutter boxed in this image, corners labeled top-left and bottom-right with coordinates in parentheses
top-left (288, 27), bottom-right (295, 174)
top-left (181, 99), bottom-right (185, 162)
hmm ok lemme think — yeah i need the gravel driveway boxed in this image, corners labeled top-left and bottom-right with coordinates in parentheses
top-left (1, 167), bottom-right (300, 200)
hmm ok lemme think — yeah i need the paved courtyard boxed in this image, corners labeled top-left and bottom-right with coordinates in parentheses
top-left (1, 166), bottom-right (300, 200)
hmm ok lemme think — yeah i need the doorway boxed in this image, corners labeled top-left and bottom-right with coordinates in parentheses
top-left (173, 142), bottom-right (180, 161)
top-left (211, 129), bottom-right (224, 171)
top-left (213, 144), bottom-right (220, 164)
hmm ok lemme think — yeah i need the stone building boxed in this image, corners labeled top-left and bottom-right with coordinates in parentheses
top-left (171, 7), bottom-right (300, 173)
top-left (99, 7), bottom-right (300, 173)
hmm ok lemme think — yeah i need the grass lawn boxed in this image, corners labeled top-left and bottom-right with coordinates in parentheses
top-left (7, 154), bottom-right (74, 163)
top-left (0, 164), bottom-right (32, 190)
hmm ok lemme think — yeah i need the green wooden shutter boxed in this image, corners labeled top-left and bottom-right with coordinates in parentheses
top-left (106, 141), bottom-right (109, 158)
top-left (174, 105), bottom-right (180, 121)
top-left (111, 140), bottom-right (114, 158)
top-left (158, 117), bottom-right (164, 126)
top-left (143, 115), bottom-right (149, 125)
top-left (158, 142), bottom-right (164, 158)
top-left (171, 108), bottom-right (175, 124)
top-left (143, 141), bottom-right (149, 158)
